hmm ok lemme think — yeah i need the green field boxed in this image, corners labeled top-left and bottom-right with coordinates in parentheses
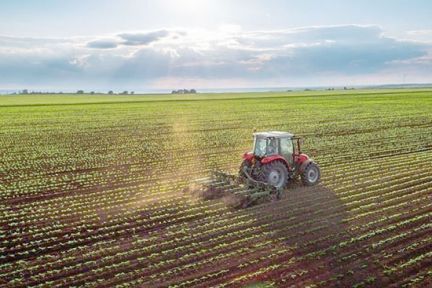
top-left (1, 89), bottom-right (432, 287)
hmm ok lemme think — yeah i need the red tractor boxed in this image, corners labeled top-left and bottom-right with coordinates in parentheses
top-left (194, 131), bottom-right (320, 207)
top-left (240, 131), bottom-right (320, 189)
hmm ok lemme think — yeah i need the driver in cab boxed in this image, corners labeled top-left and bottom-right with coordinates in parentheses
top-left (267, 138), bottom-right (277, 155)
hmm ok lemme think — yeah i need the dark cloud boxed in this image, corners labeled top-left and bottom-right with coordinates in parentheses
top-left (85, 29), bottom-right (177, 50)
top-left (86, 39), bottom-right (118, 49)
top-left (257, 37), bottom-right (427, 76)
top-left (0, 52), bottom-right (80, 86)
top-left (118, 30), bottom-right (170, 46)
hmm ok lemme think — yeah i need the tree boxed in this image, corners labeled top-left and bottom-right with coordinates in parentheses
top-left (90, 91), bottom-right (95, 95)
top-left (120, 91), bottom-right (128, 95)
top-left (108, 90), bottom-right (114, 95)
top-left (22, 89), bottom-right (29, 94)
top-left (77, 90), bottom-right (84, 94)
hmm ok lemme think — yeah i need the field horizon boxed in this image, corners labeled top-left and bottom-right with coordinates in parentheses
top-left (1, 87), bottom-right (432, 106)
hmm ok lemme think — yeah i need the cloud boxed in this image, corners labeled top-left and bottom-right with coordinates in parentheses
top-left (405, 30), bottom-right (432, 43)
top-left (118, 30), bottom-right (170, 46)
top-left (407, 29), bottom-right (432, 36)
top-left (87, 38), bottom-right (118, 49)
top-left (0, 25), bottom-right (431, 90)
top-left (84, 29), bottom-right (179, 50)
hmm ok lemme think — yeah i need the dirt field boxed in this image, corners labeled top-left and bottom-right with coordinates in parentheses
top-left (1, 89), bottom-right (431, 287)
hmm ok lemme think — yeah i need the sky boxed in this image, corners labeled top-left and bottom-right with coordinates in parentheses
top-left (0, 0), bottom-right (431, 92)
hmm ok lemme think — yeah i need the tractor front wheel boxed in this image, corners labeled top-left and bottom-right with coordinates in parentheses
top-left (301, 162), bottom-right (321, 186)
top-left (262, 161), bottom-right (288, 189)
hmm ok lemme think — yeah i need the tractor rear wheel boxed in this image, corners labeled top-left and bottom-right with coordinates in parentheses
top-left (262, 161), bottom-right (288, 189)
top-left (301, 162), bottom-right (320, 186)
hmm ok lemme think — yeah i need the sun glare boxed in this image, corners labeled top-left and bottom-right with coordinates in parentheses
top-left (160, 0), bottom-right (212, 16)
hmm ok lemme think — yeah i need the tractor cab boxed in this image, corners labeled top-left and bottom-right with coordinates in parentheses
top-left (252, 131), bottom-right (297, 166)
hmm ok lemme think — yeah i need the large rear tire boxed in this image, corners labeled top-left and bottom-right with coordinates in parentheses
top-left (262, 161), bottom-right (288, 189)
top-left (301, 162), bottom-right (320, 186)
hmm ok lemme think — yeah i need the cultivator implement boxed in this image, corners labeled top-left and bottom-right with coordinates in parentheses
top-left (192, 170), bottom-right (283, 208)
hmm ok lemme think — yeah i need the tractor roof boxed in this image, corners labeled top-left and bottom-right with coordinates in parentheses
top-left (254, 131), bottom-right (294, 138)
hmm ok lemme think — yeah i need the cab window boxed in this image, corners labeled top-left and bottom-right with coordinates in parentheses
top-left (280, 138), bottom-right (294, 163)
top-left (266, 138), bottom-right (278, 155)
top-left (254, 138), bottom-right (267, 157)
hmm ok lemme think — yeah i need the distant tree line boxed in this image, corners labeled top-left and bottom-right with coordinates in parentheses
top-left (15, 87), bottom-right (359, 95)
top-left (18, 89), bottom-right (196, 95)
top-left (19, 89), bottom-right (64, 94)
top-left (171, 89), bottom-right (197, 94)
top-left (325, 87), bottom-right (355, 91)
top-left (17, 89), bottom-right (136, 95)
top-left (76, 90), bottom-right (135, 95)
